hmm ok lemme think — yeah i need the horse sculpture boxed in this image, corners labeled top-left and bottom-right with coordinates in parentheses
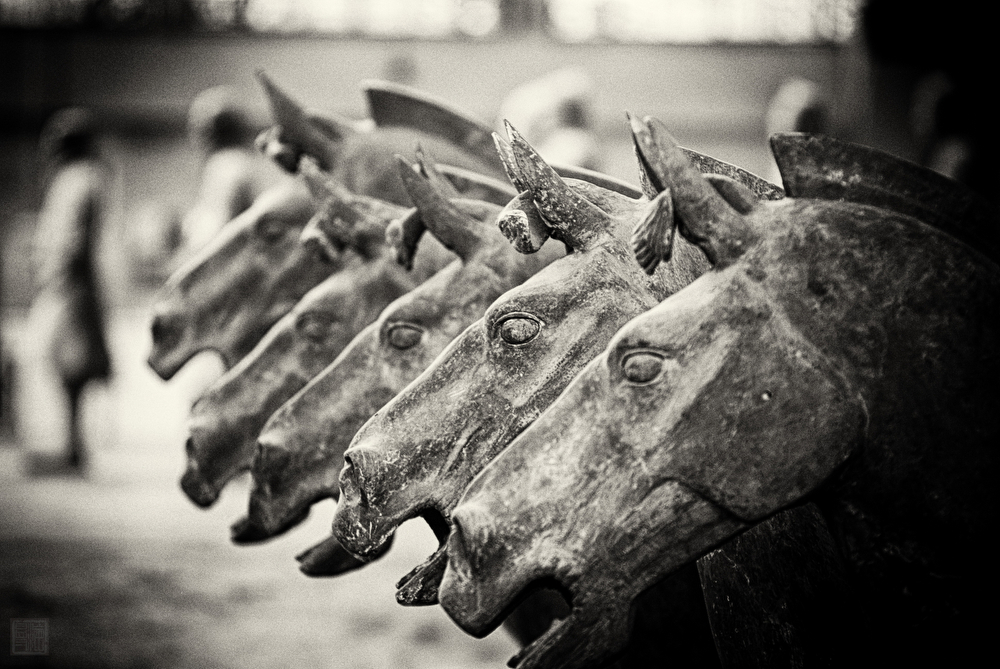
top-left (329, 122), bottom-right (789, 666)
top-left (150, 73), bottom-right (511, 381)
top-left (179, 156), bottom-right (473, 511)
top-left (437, 119), bottom-right (1000, 669)
top-left (245, 151), bottom-right (563, 546)
top-left (254, 71), bottom-right (507, 201)
top-left (148, 178), bottom-right (333, 380)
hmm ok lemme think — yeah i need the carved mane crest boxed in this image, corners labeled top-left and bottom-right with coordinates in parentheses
top-left (771, 133), bottom-right (1000, 262)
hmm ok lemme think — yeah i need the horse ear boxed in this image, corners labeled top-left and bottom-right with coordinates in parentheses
top-left (412, 145), bottom-right (463, 199)
top-left (504, 120), bottom-right (610, 251)
top-left (629, 113), bottom-right (756, 266)
top-left (256, 70), bottom-right (351, 170)
top-left (492, 132), bottom-right (528, 192)
top-left (299, 156), bottom-right (403, 258)
top-left (299, 155), bottom-right (347, 202)
top-left (396, 154), bottom-right (493, 262)
top-left (386, 209), bottom-right (425, 271)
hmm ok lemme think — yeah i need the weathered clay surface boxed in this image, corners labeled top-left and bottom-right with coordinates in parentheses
top-left (245, 152), bottom-right (563, 544)
top-left (148, 179), bottom-right (335, 380)
top-left (439, 123), bottom-right (1000, 669)
top-left (179, 165), bottom-right (455, 511)
top-left (255, 72), bottom-right (508, 204)
top-left (330, 124), bottom-right (756, 666)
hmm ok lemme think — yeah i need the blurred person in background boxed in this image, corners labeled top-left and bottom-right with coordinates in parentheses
top-left (179, 85), bottom-right (271, 256)
top-left (28, 107), bottom-right (112, 472)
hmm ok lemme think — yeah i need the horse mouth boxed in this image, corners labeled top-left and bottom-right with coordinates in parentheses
top-left (179, 453), bottom-right (221, 508)
top-left (295, 535), bottom-right (369, 577)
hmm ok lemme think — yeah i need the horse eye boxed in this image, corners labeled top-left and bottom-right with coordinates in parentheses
top-left (297, 313), bottom-right (332, 342)
top-left (497, 315), bottom-right (541, 346)
top-left (621, 351), bottom-right (665, 385)
top-left (256, 215), bottom-right (287, 242)
top-left (387, 324), bottom-right (423, 350)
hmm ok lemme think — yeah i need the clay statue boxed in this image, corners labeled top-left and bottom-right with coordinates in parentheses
top-left (254, 71), bottom-right (507, 202)
top-left (331, 120), bottom-right (776, 583)
top-left (437, 119), bottom-right (999, 669)
top-left (245, 151), bottom-right (562, 547)
top-left (150, 72), bottom-right (517, 381)
top-left (330, 122), bottom-right (782, 666)
top-left (148, 179), bottom-right (334, 380)
top-left (179, 157), bottom-right (463, 511)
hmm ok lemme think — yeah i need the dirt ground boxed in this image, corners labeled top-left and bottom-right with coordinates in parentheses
top-left (0, 305), bottom-right (519, 669)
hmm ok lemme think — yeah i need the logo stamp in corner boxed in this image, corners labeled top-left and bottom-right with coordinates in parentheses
top-left (11, 619), bottom-right (49, 656)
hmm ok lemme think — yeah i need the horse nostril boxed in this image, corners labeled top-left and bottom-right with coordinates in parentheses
top-left (254, 441), bottom-right (293, 491)
top-left (339, 454), bottom-right (367, 506)
top-left (448, 515), bottom-right (477, 580)
top-left (300, 226), bottom-right (339, 264)
top-left (151, 313), bottom-right (182, 349)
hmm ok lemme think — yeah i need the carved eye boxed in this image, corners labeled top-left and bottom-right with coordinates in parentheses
top-left (256, 215), bottom-right (287, 243)
top-left (386, 323), bottom-right (423, 350)
top-left (496, 313), bottom-right (541, 346)
top-left (296, 312), bottom-right (333, 343)
top-left (621, 350), bottom-right (666, 385)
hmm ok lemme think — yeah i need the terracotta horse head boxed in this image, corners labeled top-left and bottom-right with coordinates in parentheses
top-left (438, 119), bottom-right (1000, 669)
top-left (179, 157), bottom-right (464, 510)
top-left (148, 178), bottom-right (336, 380)
top-left (330, 121), bottom-right (779, 601)
top-left (244, 150), bottom-right (563, 546)
top-left (254, 71), bottom-right (507, 204)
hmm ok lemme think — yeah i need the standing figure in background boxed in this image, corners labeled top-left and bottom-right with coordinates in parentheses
top-left (180, 86), bottom-right (270, 255)
top-left (29, 108), bottom-right (112, 471)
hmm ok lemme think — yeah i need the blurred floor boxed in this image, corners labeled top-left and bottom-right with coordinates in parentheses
top-left (0, 302), bottom-right (518, 669)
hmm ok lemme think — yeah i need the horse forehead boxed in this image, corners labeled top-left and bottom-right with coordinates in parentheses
top-left (488, 247), bottom-right (622, 313)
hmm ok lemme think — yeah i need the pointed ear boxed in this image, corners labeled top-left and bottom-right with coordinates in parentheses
top-left (629, 113), bottom-right (756, 266)
top-left (397, 155), bottom-right (493, 262)
top-left (412, 145), bottom-right (463, 199)
top-left (493, 131), bottom-right (528, 192)
top-left (256, 70), bottom-right (345, 170)
top-left (504, 120), bottom-right (610, 251)
top-left (299, 156), bottom-right (404, 258)
top-left (386, 209), bottom-right (425, 271)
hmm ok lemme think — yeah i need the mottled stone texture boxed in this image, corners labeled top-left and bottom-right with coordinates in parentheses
top-left (440, 121), bottom-right (998, 669)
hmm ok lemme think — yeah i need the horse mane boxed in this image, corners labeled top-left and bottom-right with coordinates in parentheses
top-left (770, 133), bottom-right (1000, 263)
top-left (361, 80), bottom-right (499, 169)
